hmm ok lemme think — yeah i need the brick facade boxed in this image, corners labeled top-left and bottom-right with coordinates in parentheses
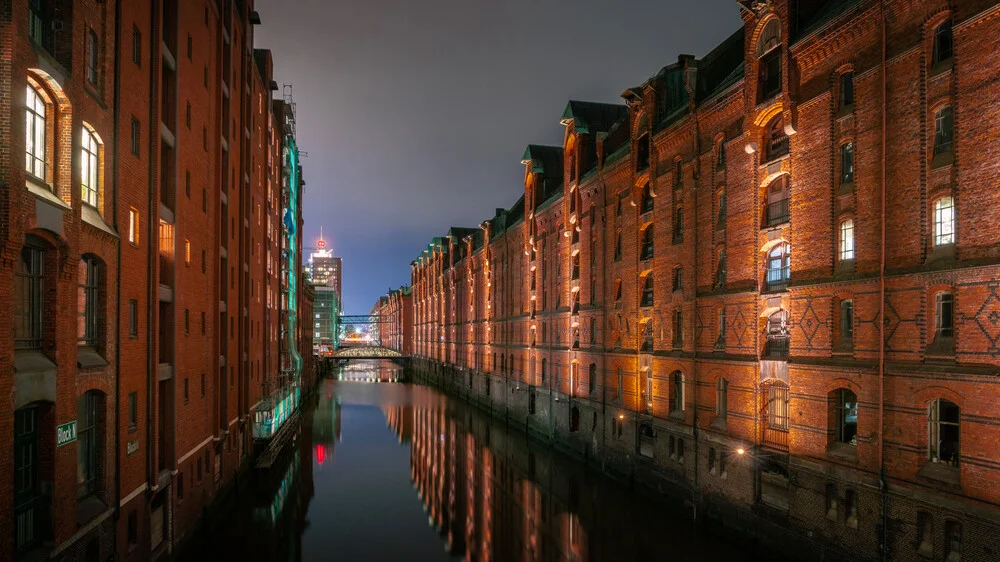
top-left (410, 1), bottom-right (1000, 560)
top-left (0, 1), bottom-right (309, 560)
top-left (372, 286), bottom-right (413, 354)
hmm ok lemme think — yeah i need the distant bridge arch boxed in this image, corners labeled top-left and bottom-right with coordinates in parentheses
top-left (333, 345), bottom-right (404, 359)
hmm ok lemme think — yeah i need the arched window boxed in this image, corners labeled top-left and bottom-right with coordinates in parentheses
top-left (766, 113), bottom-right (791, 161)
top-left (81, 127), bottom-right (101, 208)
top-left (25, 84), bottom-right (47, 180)
top-left (765, 243), bottom-right (791, 292)
top-left (588, 363), bottom-right (597, 394)
top-left (934, 105), bottom-right (953, 155)
top-left (641, 274), bottom-right (654, 307)
top-left (934, 197), bottom-right (955, 246)
top-left (932, 19), bottom-right (953, 66)
top-left (640, 182), bottom-right (653, 214)
top-left (78, 257), bottom-right (101, 348)
top-left (765, 307), bottom-right (790, 353)
top-left (640, 226), bottom-right (654, 261)
top-left (832, 388), bottom-right (858, 445)
top-left (928, 399), bottom-right (960, 466)
top-left (672, 371), bottom-right (684, 412)
top-left (757, 18), bottom-right (782, 101)
top-left (77, 390), bottom-right (106, 500)
top-left (716, 377), bottom-right (728, 419)
top-left (840, 219), bottom-right (855, 261)
top-left (765, 175), bottom-right (790, 225)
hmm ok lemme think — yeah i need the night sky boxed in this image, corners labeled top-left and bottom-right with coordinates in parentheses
top-left (254, 0), bottom-right (741, 314)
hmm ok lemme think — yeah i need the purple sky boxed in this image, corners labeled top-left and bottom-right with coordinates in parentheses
top-left (254, 0), bottom-right (741, 314)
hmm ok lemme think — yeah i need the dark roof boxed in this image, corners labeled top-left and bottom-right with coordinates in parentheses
top-left (506, 195), bottom-right (525, 227)
top-left (696, 28), bottom-right (746, 102)
top-left (792, 0), bottom-right (861, 44)
top-left (560, 101), bottom-right (628, 135)
top-left (522, 145), bottom-right (564, 205)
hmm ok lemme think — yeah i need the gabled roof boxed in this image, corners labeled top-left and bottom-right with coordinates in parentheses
top-left (522, 145), bottom-right (564, 205)
top-left (560, 101), bottom-right (628, 134)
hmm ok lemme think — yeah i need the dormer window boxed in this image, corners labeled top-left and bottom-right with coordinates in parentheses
top-left (757, 19), bottom-right (782, 102)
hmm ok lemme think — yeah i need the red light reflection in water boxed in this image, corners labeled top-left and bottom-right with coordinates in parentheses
top-left (316, 444), bottom-right (326, 464)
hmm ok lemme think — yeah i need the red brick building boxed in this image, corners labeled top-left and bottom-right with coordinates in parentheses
top-left (0, 1), bottom-right (309, 560)
top-left (412, 1), bottom-right (1000, 559)
top-left (372, 286), bottom-right (413, 355)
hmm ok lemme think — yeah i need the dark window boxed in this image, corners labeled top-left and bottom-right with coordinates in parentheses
top-left (614, 231), bottom-right (622, 261)
top-left (184, 309), bottom-right (189, 334)
top-left (132, 26), bottom-right (141, 66)
top-left (933, 19), bottom-right (953, 66)
top-left (840, 142), bottom-right (854, 184)
top-left (128, 510), bottom-right (137, 545)
top-left (673, 208), bottom-right (684, 243)
top-left (758, 48), bottom-right (782, 101)
top-left (934, 105), bottom-right (953, 155)
top-left (765, 116), bottom-right (790, 162)
top-left (77, 391), bottom-right (104, 499)
top-left (636, 134), bottom-right (650, 172)
top-left (128, 392), bottom-right (137, 431)
top-left (833, 388), bottom-right (859, 446)
top-left (14, 406), bottom-right (42, 553)
top-left (716, 138), bottom-right (726, 169)
top-left (183, 378), bottom-right (189, 404)
top-left (78, 257), bottom-right (100, 347)
top-left (717, 191), bottom-right (727, 228)
top-left (672, 371), bottom-right (684, 412)
top-left (128, 299), bottom-right (138, 338)
top-left (839, 300), bottom-right (854, 348)
top-left (641, 275), bottom-right (654, 308)
top-left (588, 363), bottom-right (597, 395)
top-left (672, 267), bottom-right (683, 292)
top-left (204, 66), bottom-right (208, 88)
top-left (131, 117), bottom-right (140, 156)
top-left (640, 227), bottom-right (654, 261)
top-left (672, 309), bottom-right (683, 348)
top-left (716, 308), bottom-right (726, 348)
top-left (640, 183), bottom-right (653, 214)
top-left (202, 188), bottom-right (208, 212)
top-left (936, 292), bottom-right (954, 338)
top-left (185, 170), bottom-right (191, 197)
top-left (929, 399), bottom-right (960, 465)
top-left (201, 373), bottom-right (206, 397)
top-left (839, 72), bottom-right (854, 108)
top-left (15, 243), bottom-right (45, 350)
top-left (716, 378), bottom-right (728, 419)
top-left (946, 520), bottom-right (962, 558)
top-left (673, 160), bottom-right (683, 190)
top-left (186, 34), bottom-right (192, 60)
top-left (86, 29), bottom-right (99, 85)
top-left (715, 249), bottom-right (727, 289)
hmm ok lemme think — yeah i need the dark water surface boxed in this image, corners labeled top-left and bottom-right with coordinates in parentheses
top-left (193, 360), bottom-right (783, 561)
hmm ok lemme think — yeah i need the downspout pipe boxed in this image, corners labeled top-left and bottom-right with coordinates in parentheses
top-left (879, 2), bottom-right (889, 560)
top-left (112, 0), bottom-right (123, 531)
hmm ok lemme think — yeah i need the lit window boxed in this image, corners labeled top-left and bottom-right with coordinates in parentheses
top-left (25, 84), bottom-right (47, 180)
top-left (81, 127), bottom-right (101, 208)
top-left (128, 208), bottom-right (139, 245)
top-left (934, 197), bottom-right (955, 246)
top-left (840, 219), bottom-right (855, 260)
top-left (765, 243), bottom-right (791, 292)
top-left (185, 240), bottom-right (191, 265)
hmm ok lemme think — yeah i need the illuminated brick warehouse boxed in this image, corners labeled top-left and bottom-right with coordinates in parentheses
top-left (0, 1), bottom-right (312, 560)
top-left (410, 0), bottom-right (1000, 559)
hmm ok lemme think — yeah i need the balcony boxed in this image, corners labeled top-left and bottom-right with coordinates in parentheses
top-left (765, 134), bottom-right (789, 163)
top-left (762, 426), bottom-right (788, 450)
top-left (765, 198), bottom-right (790, 227)
top-left (764, 336), bottom-right (789, 359)
top-left (765, 267), bottom-right (790, 293)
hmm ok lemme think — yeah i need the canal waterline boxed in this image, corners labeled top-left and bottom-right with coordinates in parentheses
top-left (189, 359), bottom-right (785, 561)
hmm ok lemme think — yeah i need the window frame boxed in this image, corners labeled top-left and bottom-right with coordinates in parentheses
top-left (25, 84), bottom-right (48, 182)
top-left (933, 196), bottom-right (955, 246)
top-left (934, 105), bottom-right (953, 156)
top-left (928, 398), bottom-right (960, 466)
top-left (86, 29), bottom-right (99, 86)
top-left (834, 388), bottom-right (858, 445)
top-left (81, 127), bottom-right (101, 209)
top-left (15, 242), bottom-right (46, 350)
top-left (839, 71), bottom-right (854, 109)
top-left (716, 377), bottom-right (728, 419)
top-left (839, 219), bottom-right (855, 261)
top-left (78, 257), bottom-right (100, 348)
top-left (932, 19), bottom-right (953, 66)
top-left (840, 142), bottom-right (854, 185)
top-left (76, 391), bottom-right (103, 500)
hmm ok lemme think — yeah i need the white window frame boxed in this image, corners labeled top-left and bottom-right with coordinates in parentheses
top-left (934, 197), bottom-right (955, 246)
top-left (840, 219), bottom-right (855, 260)
top-left (81, 127), bottom-right (100, 208)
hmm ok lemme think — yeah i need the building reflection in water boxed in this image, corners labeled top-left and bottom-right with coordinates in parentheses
top-left (383, 385), bottom-right (770, 562)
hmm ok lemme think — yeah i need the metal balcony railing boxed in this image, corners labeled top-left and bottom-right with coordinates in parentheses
top-left (765, 198), bottom-right (790, 226)
top-left (764, 336), bottom-right (790, 359)
top-left (766, 134), bottom-right (789, 162)
top-left (765, 266), bottom-right (790, 292)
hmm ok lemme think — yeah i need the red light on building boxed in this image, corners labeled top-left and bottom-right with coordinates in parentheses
top-left (317, 238), bottom-right (326, 249)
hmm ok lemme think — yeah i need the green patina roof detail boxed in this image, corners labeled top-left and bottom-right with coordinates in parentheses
top-left (696, 28), bottom-right (745, 102)
top-left (561, 100), bottom-right (628, 134)
top-left (792, 0), bottom-right (862, 45)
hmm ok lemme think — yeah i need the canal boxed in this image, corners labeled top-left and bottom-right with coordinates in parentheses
top-left (190, 359), bottom-right (786, 561)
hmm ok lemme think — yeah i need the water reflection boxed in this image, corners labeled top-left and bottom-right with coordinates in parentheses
top-left (192, 360), bottom-right (782, 561)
